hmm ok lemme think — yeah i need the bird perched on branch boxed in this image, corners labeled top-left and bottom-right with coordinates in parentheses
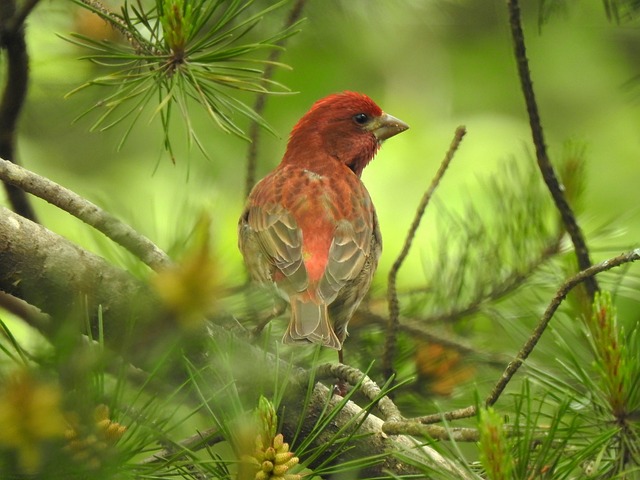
top-left (239, 91), bottom-right (408, 359)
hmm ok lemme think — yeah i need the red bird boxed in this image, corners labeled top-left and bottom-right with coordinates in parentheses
top-left (239, 92), bottom-right (408, 354)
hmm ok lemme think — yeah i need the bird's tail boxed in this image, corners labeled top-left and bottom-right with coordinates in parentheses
top-left (283, 298), bottom-right (342, 350)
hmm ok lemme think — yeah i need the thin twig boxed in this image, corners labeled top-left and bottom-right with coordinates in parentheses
top-left (410, 248), bottom-right (640, 425)
top-left (484, 248), bottom-right (639, 407)
top-left (138, 426), bottom-right (223, 465)
top-left (382, 421), bottom-right (480, 442)
top-left (244, 0), bottom-right (306, 198)
top-left (0, 291), bottom-right (50, 332)
top-left (383, 126), bottom-right (466, 381)
top-left (507, 0), bottom-right (598, 298)
top-left (0, 158), bottom-right (172, 271)
top-left (75, 0), bottom-right (144, 52)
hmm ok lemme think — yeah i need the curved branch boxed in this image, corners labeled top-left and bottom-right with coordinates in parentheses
top-left (507, 0), bottom-right (598, 297)
top-left (484, 248), bottom-right (639, 407)
top-left (0, 158), bottom-right (172, 271)
top-left (383, 126), bottom-right (466, 380)
top-left (0, 0), bottom-right (38, 221)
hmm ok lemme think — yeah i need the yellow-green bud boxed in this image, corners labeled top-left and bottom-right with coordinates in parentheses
top-left (265, 447), bottom-right (276, 461)
top-left (273, 433), bottom-right (284, 449)
top-left (275, 451), bottom-right (294, 464)
top-left (273, 464), bottom-right (289, 476)
top-left (255, 471), bottom-right (269, 480)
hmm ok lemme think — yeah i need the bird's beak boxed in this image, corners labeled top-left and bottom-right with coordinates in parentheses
top-left (371, 113), bottom-right (409, 142)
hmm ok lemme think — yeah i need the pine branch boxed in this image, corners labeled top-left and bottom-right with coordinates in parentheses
top-left (485, 249), bottom-right (639, 406)
top-left (0, 207), bottom-right (172, 368)
top-left (408, 249), bottom-right (640, 426)
top-left (507, 0), bottom-right (598, 298)
top-left (312, 363), bottom-right (403, 421)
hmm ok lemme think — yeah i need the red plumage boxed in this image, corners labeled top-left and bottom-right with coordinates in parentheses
top-left (239, 92), bottom-right (408, 350)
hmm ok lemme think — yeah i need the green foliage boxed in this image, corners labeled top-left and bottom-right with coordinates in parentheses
top-left (602, 0), bottom-right (640, 22)
top-left (64, 0), bottom-right (299, 160)
top-left (527, 291), bottom-right (640, 477)
top-left (477, 407), bottom-right (514, 480)
top-left (409, 156), bottom-right (562, 323)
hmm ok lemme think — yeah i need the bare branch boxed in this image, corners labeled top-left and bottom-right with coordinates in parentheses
top-left (383, 126), bottom-right (466, 380)
top-left (0, 158), bottom-right (172, 271)
top-left (0, 291), bottom-right (50, 332)
top-left (4, 0), bottom-right (41, 33)
top-left (507, 0), bottom-right (598, 298)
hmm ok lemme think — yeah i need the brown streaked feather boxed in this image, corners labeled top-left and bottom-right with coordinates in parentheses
top-left (318, 219), bottom-right (370, 303)
top-left (242, 202), bottom-right (308, 292)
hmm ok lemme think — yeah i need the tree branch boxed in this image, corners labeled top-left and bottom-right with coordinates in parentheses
top-left (0, 158), bottom-right (172, 271)
top-left (383, 126), bottom-right (466, 380)
top-left (484, 248), bottom-right (639, 407)
top-left (0, 208), bottom-right (471, 477)
top-left (0, 0), bottom-right (38, 221)
top-left (410, 248), bottom-right (640, 426)
top-left (0, 207), bottom-right (175, 368)
top-left (4, 0), bottom-right (41, 34)
top-left (313, 363), bottom-right (403, 421)
top-left (507, 0), bottom-right (598, 298)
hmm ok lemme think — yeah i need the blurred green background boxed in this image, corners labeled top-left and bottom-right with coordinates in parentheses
top-left (19, 0), bottom-right (640, 285)
top-left (7, 0), bottom-right (640, 309)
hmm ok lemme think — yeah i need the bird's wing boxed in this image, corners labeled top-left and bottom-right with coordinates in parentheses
top-left (318, 217), bottom-right (371, 303)
top-left (240, 202), bottom-right (308, 293)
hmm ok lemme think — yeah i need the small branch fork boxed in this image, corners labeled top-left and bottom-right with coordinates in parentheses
top-left (383, 126), bottom-right (466, 381)
top-left (507, 0), bottom-right (598, 298)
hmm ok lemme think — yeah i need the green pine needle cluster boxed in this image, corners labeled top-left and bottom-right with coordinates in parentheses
top-left (64, 0), bottom-right (299, 159)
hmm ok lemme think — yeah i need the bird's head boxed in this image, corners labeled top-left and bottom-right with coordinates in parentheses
top-left (284, 92), bottom-right (409, 177)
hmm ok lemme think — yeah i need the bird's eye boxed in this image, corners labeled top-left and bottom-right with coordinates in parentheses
top-left (353, 113), bottom-right (369, 125)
